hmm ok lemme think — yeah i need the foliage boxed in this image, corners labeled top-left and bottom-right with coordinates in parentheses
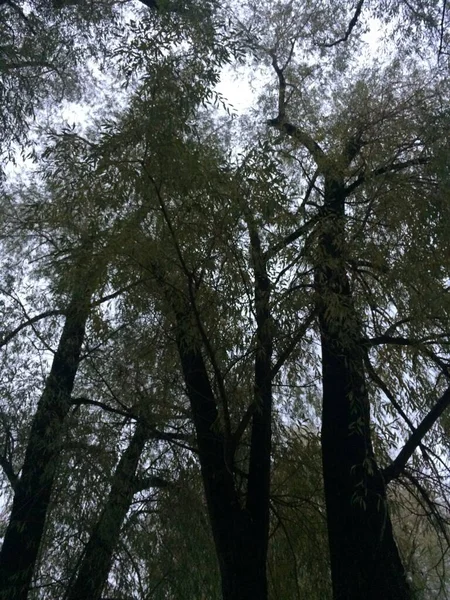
top-left (1, 1), bottom-right (450, 599)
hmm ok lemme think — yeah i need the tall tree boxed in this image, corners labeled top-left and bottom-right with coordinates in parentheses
top-left (264, 39), bottom-right (450, 600)
top-left (0, 250), bottom-right (99, 600)
top-left (1, 1), bottom-right (450, 599)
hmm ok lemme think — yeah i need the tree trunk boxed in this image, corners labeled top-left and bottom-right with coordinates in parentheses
top-left (0, 285), bottom-right (92, 600)
top-left (176, 337), bottom-right (269, 600)
top-left (174, 287), bottom-right (272, 600)
top-left (65, 419), bottom-right (149, 600)
top-left (217, 510), bottom-right (268, 600)
top-left (315, 177), bottom-right (411, 600)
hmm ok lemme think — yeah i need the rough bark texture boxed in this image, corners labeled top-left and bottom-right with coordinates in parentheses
top-left (65, 419), bottom-right (149, 600)
top-left (315, 177), bottom-right (411, 600)
top-left (0, 285), bottom-right (92, 600)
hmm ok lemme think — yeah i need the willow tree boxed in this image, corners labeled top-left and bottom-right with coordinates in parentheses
top-left (0, 0), bottom-right (234, 595)
top-left (234, 0), bottom-right (450, 596)
top-left (1, 1), bottom-right (450, 599)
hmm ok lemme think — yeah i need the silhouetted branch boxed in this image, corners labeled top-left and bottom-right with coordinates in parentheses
top-left (318, 0), bottom-right (365, 47)
top-left (384, 387), bottom-right (450, 482)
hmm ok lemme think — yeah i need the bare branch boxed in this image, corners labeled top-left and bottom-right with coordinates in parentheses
top-left (132, 475), bottom-right (170, 493)
top-left (232, 402), bottom-right (256, 452)
top-left (345, 156), bottom-right (430, 196)
top-left (0, 309), bottom-right (64, 349)
top-left (265, 183), bottom-right (319, 260)
top-left (267, 118), bottom-right (326, 167)
top-left (401, 471), bottom-right (450, 547)
top-left (91, 278), bottom-right (148, 307)
top-left (363, 334), bottom-right (450, 377)
top-left (364, 354), bottom-right (416, 431)
top-left (438, 0), bottom-right (448, 59)
top-left (267, 50), bottom-right (325, 167)
top-left (384, 386), bottom-right (450, 483)
top-left (0, 455), bottom-right (17, 490)
top-left (71, 396), bottom-right (134, 419)
top-left (71, 397), bottom-right (194, 452)
top-left (271, 310), bottom-right (316, 378)
top-left (319, 0), bottom-right (365, 47)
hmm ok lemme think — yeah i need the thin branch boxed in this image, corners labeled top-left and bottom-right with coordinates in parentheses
top-left (269, 500), bottom-right (302, 599)
top-left (231, 402), bottom-right (256, 451)
top-left (319, 0), bottom-right (365, 47)
top-left (71, 397), bottom-right (193, 446)
top-left (0, 292), bottom-right (60, 355)
top-left (265, 172), bottom-right (319, 261)
top-left (384, 386), bottom-right (450, 482)
top-left (0, 309), bottom-right (64, 349)
top-left (267, 51), bottom-right (325, 167)
top-left (271, 310), bottom-right (316, 378)
top-left (0, 455), bottom-right (17, 490)
top-left (91, 278), bottom-right (148, 308)
top-left (401, 471), bottom-right (450, 547)
top-left (345, 156), bottom-right (430, 196)
top-left (71, 397), bottom-right (134, 419)
top-left (364, 334), bottom-right (450, 376)
top-left (132, 475), bottom-right (170, 493)
top-left (364, 354), bottom-right (416, 431)
top-left (438, 0), bottom-right (448, 59)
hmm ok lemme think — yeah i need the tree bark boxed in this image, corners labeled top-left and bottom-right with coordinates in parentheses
top-left (173, 240), bottom-right (272, 600)
top-left (0, 284), bottom-right (92, 600)
top-left (65, 419), bottom-right (151, 600)
top-left (315, 177), bottom-right (411, 600)
top-left (176, 333), bottom-right (270, 600)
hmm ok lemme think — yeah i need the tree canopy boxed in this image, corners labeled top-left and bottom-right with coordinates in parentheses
top-left (0, 1), bottom-right (450, 599)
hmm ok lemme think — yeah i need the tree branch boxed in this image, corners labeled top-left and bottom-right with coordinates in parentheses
top-left (364, 354), bottom-right (416, 431)
top-left (0, 455), bottom-right (17, 491)
top-left (401, 471), bottom-right (450, 547)
top-left (268, 118), bottom-right (326, 167)
top-left (132, 474), bottom-right (170, 493)
top-left (363, 334), bottom-right (450, 377)
top-left (71, 396), bottom-right (134, 418)
top-left (318, 0), bottom-right (365, 47)
top-left (231, 402), bottom-right (256, 452)
top-left (345, 156), bottom-right (430, 196)
top-left (438, 0), bottom-right (448, 59)
top-left (271, 310), bottom-right (316, 378)
top-left (0, 309), bottom-right (64, 349)
top-left (383, 386), bottom-right (450, 483)
top-left (267, 50), bottom-right (325, 167)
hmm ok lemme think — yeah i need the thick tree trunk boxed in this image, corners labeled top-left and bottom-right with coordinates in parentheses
top-left (0, 285), bottom-right (92, 600)
top-left (316, 178), bottom-right (411, 600)
top-left (65, 419), bottom-right (149, 600)
top-left (218, 515), bottom-right (268, 600)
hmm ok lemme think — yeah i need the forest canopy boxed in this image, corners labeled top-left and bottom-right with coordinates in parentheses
top-left (0, 1), bottom-right (450, 599)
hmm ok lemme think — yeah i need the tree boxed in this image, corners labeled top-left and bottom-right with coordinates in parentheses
top-left (259, 19), bottom-right (450, 600)
top-left (1, 1), bottom-right (450, 599)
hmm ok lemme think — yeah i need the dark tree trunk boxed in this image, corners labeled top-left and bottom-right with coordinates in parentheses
top-left (65, 419), bottom-right (150, 600)
top-left (176, 336), bottom-right (270, 600)
top-left (0, 285), bottom-right (92, 600)
top-left (315, 178), bottom-right (411, 600)
top-left (173, 223), bottom-right (272, 600)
